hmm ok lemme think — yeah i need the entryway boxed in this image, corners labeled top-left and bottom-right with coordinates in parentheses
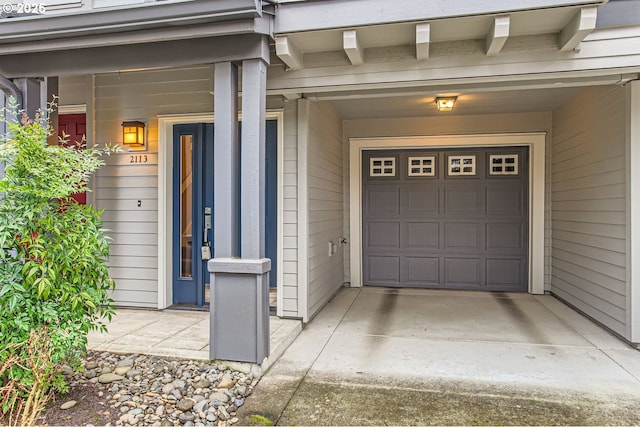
top-left (171, 120), bottom-right (278, 307)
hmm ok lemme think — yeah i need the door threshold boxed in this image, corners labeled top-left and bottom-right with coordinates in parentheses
top-left (167, 303), bottom-right (209, 312)
top-left (166, 303), bottom-right (278, 315)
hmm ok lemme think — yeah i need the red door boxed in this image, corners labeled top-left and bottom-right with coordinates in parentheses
top-left (58, 114), bottom-right (87, 204)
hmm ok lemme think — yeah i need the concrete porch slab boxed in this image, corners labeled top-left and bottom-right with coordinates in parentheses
top-left (87, 309), bottom-right (302, 371)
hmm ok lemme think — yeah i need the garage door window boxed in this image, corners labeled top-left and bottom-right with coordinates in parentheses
top-left (489, 154), bottom-right (519, 175)
top-left (370, 157), bottom-right (396, 177)
top-left (408, 156), bottom-right (436, 176)
top-left (448, 155), bottom-right (476, 176)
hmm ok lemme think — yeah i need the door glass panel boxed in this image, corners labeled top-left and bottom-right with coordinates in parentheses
top-left (180, 135), bottom-right (193, 278)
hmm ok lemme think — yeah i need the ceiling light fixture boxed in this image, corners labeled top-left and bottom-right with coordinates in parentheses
top-left (435, 96), bottom-right (457, 112)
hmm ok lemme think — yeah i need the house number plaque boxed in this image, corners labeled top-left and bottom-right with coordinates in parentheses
top-left (106, 153), bottom-right (158, 166)
top-left (130, 154), bottom-right (149, 164)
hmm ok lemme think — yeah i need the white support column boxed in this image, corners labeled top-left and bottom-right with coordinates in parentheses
top-left (559, 6), bottom-right (597, 52)
top-left (485, 15), bottom-right (510, 56)
top-left (213, 62), bottom-right (240, 258)
top-left (241, 58), bottom-right (268, 259)
top-left (415, 23), bottom-right (430, 60)
top-left (627, 80), bottom-right (640, 345)
top-left (275, 36), bottom-right (303, 71)
top-left (343, 30), bottom-right (364, 66)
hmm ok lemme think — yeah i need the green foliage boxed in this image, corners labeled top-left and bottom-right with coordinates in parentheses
top-left (0, 97), bottom-right (119, 425)
top-left (250, 414), bottom-right (275, 426)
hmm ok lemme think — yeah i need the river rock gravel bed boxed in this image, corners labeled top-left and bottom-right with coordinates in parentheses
top-left (61, 351), bottom-right (260, 426)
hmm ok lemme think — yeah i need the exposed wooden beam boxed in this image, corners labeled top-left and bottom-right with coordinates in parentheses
top-left (275, 36), bottom-right (303, 71)
top-left (559, 6), bottom-right (597, 52)
top-left (485, 15), bottom-right (510, 56)
top-left (415, 22), bottom-right (430, 60)
top-left (343, 30), bottom-right (364, 66)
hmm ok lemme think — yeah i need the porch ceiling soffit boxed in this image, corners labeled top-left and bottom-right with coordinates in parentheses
top-left (0, 34), bottom-right (270, 78)
top-left (272, 2), bottom-right (604, 72)
top-left (0, 0), bottom-right (263, 45)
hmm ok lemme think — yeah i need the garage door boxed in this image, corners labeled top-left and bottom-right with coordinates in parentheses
top-left (362, 147), bottom-right (528, 291)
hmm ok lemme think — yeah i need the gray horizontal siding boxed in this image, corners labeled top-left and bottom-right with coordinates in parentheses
top-left (550, 85), bottom-right (627, 336)
top-left (306, 101), bottom-right (344, 319)
top-left (58, 75), bottom-right (91, 106)
top-left (281, 101), bottom-right (300, 318)
top-left (94, 65), bottom-right (214, 308)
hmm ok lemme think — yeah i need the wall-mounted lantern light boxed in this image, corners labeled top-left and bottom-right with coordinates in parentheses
top-left (122, 121), bottom-right (145, 148)
top-left (434, 96), bottom-right (457, 112)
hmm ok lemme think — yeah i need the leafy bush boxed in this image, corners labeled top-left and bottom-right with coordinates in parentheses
top-left (0, 98), bottom-right (118, 425)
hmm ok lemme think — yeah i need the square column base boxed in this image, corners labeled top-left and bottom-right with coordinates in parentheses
top-left (208, 258), bottom-right (271, 363)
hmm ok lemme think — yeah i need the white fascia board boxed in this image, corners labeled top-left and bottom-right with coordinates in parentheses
top-left (416, 23), bottom-right (430, 60)
top-left (486, 15), bottom-right (510, 56)
top-left (343, 30), bottom-right (364, 66)
top-left (559, 6), bottom-right (598, 51)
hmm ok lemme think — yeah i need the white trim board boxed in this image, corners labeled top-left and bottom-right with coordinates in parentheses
top-left (348, 133), bottom-right (546, 295)
top-left (627, 81), bottom-right (640, 343)
top-left (158, 111), bottom-right (285, 310)
top-left (58, 104), bottom-right (86, 114)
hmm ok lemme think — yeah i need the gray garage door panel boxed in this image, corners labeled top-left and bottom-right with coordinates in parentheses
top-left (363, 147), bottom-right (529, 292)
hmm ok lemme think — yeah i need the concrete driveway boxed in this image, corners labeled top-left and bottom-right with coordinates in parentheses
top-left (237, 287), bottom-right (640, 425)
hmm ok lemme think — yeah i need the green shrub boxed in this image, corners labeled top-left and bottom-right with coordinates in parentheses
top-left (0, 98), bottom-right (119, 425)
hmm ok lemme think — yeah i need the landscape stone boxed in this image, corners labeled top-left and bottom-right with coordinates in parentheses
top-left (194, 379), bottom-right (211, 389)
top-left (114, 366), bottom-right (130, 376)
top-left (176, 398), bottom-right (196, 411)
top-left (179, 412), bottom-right (196, 422)
top-left (57, 350), bottom-right (254, 427)
top-left (217, 374), bottom-right (236, 389)
top-left (60, 400), bottom-right (77, 410)
top-left (117, 358), bottom-right (134, 368)
top-left (85, 361), bottom-right (98, 370)
top-left (126, 369), bottom-right (142, 378)
top-left (98, 373), bottom-right (124, 383)
top-left (193, 399), bottom-right (208, 414)
top-left (209, 392), bottom-right (230, 404)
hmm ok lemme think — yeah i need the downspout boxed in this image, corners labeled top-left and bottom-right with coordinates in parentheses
top-left (0, 74), bottom-right (22, 109)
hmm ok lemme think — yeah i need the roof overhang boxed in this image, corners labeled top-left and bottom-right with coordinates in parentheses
top-left (0, 33), bottom-right (271, 77)
top-left (0, 0), bottom-right (267, 51)
top-left (273, 0), bottom-right (607, 70)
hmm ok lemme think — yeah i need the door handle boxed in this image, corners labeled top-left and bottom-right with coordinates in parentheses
top-left (203, 207), bottom-right (212, 243)
top-left (202, 207), bottom-right (212, 260)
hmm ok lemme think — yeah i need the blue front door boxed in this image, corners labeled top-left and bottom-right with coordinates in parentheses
top-left (172, 121), bottom-right (278, 306)
top-left (172, 124), bottom-right (214, 306)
